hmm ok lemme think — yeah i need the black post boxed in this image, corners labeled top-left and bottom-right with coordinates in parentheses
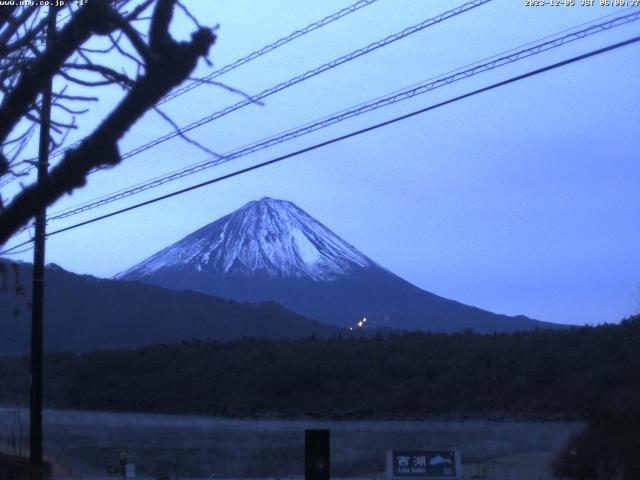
top-left (30, 8), bottom-right (55, 480)
top-left (305, 429), bottom-right (330, 480)
top-left (119, 449), bottom-right (128, 478)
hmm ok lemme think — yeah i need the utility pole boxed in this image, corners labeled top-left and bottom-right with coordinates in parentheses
top-left (31, 7), bottom-right (55, 480)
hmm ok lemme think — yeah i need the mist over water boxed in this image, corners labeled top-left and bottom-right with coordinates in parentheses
top-left (0, 407), bottom-right (584, 477)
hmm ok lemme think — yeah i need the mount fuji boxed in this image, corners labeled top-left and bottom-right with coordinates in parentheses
top-left (117, 197), bottom-right (556, 332)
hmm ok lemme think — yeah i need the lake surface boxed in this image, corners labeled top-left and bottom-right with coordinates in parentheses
top-left (0, 407), bottom-right (584, 477)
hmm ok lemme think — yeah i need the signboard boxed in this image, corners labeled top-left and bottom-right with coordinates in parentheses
top-left (386, 450), bottom-right (462, 480)
top-left (125, 463), bottom-right (136, 479)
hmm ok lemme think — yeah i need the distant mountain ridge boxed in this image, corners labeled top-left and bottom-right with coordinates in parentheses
top-left (118, 197), bottom-right (559, 332)
top-left (0, 261), bottom-right (340, 355)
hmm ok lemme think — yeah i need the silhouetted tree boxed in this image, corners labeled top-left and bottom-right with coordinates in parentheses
top-left (0, 0), bottom-right (216, 245)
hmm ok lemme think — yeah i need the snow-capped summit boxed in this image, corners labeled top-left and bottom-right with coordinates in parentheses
top-left (117, 197), bottom-right (554, 333)
top-left (117, 197), bottom-right (375, 282)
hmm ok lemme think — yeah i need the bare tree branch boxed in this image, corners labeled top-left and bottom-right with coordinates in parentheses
top-left (0, 6), bottom-right (38, 55)
top-left (124, 0), bottom-right (156, 22)
top-left (0, 1), bottom-right (121, 144)
top-left (0, 1), bottom-right (216, 244)
top-left (0, 6), bottom-right (18, 30)
top-left (0, 12), bottom-right (47, 57)
top-left (153, 106), bottom-right (221, 158)
top-left (188, 77), bottom-right (265, 106)
top-left (63, 63), bottom-right (135, 88)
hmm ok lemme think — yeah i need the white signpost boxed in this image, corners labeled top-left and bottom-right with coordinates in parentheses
top-left (386, 450), bottom-right (462, 480)
top-left (125, 463), bottom-right (136, 479)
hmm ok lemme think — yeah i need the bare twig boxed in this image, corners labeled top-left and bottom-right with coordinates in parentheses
top-left (187, 77), bottom-right (265, 106)
top-left (153, 106), bottom-right (221, 158)
top-left (0, 0), bottom-right (216, 244)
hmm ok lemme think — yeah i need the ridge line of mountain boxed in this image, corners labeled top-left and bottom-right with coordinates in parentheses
top-left (116, 197), bottom-right (562, 332)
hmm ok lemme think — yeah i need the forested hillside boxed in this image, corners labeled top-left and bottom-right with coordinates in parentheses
top-left (0, 261), bottom-right (341, 354)
top-left (1, 316), bottom-right (638, 419)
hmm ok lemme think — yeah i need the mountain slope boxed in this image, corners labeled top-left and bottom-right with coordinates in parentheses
top-left (117, 197), bottom-right (374, 281)
top-left (0, 261), bottom-right (341, 355)
top-left (118, 198), bottom-right (558, 332)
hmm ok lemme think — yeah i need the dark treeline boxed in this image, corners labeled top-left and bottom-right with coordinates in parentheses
top-left (1, 315), bottom-right (639, 419)
top-left (0, 453), bottom-right (50, 480)
top-left (553, 411), bottom-right (640, 479)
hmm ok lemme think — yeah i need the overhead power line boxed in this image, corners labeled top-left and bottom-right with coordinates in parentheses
top-left (0, 0), bottom-right (381, 186)
top-left (158, 0), bottom-right (381, 106)
top-left (28, 9), bottom-right (640, 228)
top-left (43, 7), bottom-right (637, 219)
top-left (107, 0), bottom-right (491, 164)
top-left (2, 0), bottom-right (491, 187)
top-left (2, 33), bottom-right (638, 256)
top-left (10, 0), bottom-right (482, 185)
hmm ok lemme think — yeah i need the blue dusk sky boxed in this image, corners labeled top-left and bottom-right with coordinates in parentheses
top-left (2, 0), bottom-right (639, 326)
